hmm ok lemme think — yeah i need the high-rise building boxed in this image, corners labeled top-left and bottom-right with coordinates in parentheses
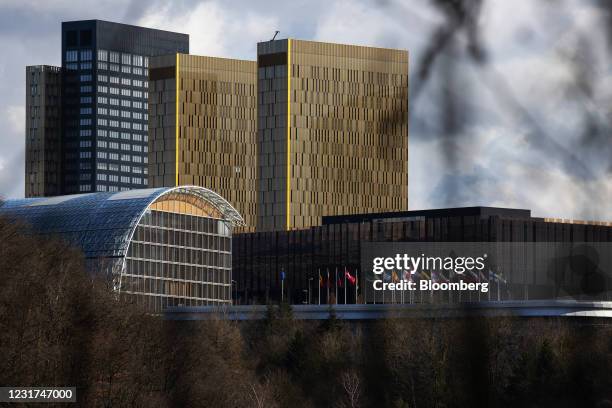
top-left (61, 20), bottom-right (188, 194)
top-left (256, 39), bottom-right (409, 231)
top-left (25, 65), bottom-right (62, 197)
top-left (148, 54), bottom-right (257, 231)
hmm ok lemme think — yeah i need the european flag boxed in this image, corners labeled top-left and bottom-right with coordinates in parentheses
top-left (281, 271), bottom-right (286, 281)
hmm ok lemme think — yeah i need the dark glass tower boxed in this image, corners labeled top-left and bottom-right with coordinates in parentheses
top-left (61, 20), bottom-right (188, 194)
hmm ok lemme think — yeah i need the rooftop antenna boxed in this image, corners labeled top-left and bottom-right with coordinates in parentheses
top-left (271, 30), bottom-right (279, 41)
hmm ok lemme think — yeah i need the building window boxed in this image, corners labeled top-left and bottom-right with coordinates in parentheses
top-left (121, 176), bottom-right (130, 183)
top-left (121, 143), bottom-right (130, 151)
top-left (96, 184), bottom-right (107, 192)
top-left (121, 78), bottom-right (131, 86)
top-left (80, 49), bottom-right (92, 61)
top-left (81, 96), bottom-right (92, 104)
top-left (98, 62), bottom-right (108, 70)
top-left (133, 55), bottom-right (143, 67)
top-left (110, 87), bottom-right (119, 95)
top-left (80, 85), bottom-right (92, 93)
top-left (97, 173), bottom-right (107, 181)
top-left (121, 66), bottom-right (131, 74)
top-left (65, 50), bottom-right (78, 62)
top-left (80, 107), bottom-right (92, 115)
top-left (110, 52), bottom-right (120, 64)
top-left (97, 85), bottom-right (108, 93)
top-left (97, 74), bottom-right (108, 82)
top-left (79, 185), bottom-right (91, 192)
top-left (98, 49), bottom-right (108, 62)
top-left (80, 62), bottom-right (92, 70)
top-left (121, 165), bottom-right (130, 172)
top-left (97, 162), bottom-right (108, 170)
top-left (97, 107), bottom-right (107, 115)
top-left (97, 151), bottom-right (107, 159)
top-left (79, 129), bottom-right (92, 137)
top-left (110, 64), bottom-right (120, 72)
top-left (121, 100), bottom-right (131, 108)
top-left (97, 96), bottom-right (107, 104)
top-left (110, 98), bottom-right (119, 106)
top-left (80, 118), bottom-right (92, 126)
top-left (97, 118), bottom-right (108, 126)
top-left (109, 120), bottom-right (119, 127)
top-left (98, 140), bottom-right (107, 149)
top-left (121, 132), bottom-right (130, 140)
top-left (79, 151), bottom-right (91, 159)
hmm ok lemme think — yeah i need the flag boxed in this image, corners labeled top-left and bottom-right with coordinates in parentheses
top-left (338, 275), bottom-right (344, 287)
top-left (281, 271), bottom-right (286, 281)
top-left (491, 270), bottom-right (507, 284)
top-left (420, 270), bottom-right (431, 280)
top-left (319, 271), bottom-right (323, 288)
top-left (392, 270), bottom-right (400, 283)
top-left (383, 271), bottom-right (392, 282)
top-left (345, 269), bottom-right (356, 285)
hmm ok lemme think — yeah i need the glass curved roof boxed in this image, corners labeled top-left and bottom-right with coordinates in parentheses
top-left (0, 186), bottom-right (245, 259)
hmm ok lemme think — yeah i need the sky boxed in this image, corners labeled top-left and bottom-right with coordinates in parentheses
top-left (0, 0), bottom-right (610, 221)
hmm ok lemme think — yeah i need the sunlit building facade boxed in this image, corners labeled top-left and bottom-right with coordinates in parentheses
top-left (0, 186), bottom-right (244, 312)
top-left (148, 54), bottom-right (257, 232)
top-left (256, 39), bottom-right (409, 231)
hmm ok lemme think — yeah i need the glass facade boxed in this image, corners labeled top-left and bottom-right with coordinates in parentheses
top-left (0, 186), bottom-right (243, 312)
top-left (61, 20), bottom-right (189, 195)
top-left (123, 209), bottom-right (232, 311)
top-left (25, 65), bottom-right (62, 197)
top-left (148, 54), bottom-right (258, 233)
top-left (233, 208), bottom-right (612, 305)
top-left (256, 39), bottom-right (409, 231)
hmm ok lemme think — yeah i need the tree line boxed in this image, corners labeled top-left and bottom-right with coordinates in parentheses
top-left (1, 217), bottom-right (611, 407)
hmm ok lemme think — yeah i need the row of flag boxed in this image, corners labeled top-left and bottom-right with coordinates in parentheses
top-left (279, 268), bottom-right (507, 285)
top-left (317, 268), bottom-right (358, 288)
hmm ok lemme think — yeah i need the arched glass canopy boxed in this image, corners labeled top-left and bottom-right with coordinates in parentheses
top-left (0, 186), bottom-right (245, 259)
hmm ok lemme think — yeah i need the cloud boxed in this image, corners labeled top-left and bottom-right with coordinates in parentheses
top-left (0, 0), bottom-right (609, 222)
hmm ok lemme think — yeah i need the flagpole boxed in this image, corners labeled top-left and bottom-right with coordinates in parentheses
top-left (281, 268), bottom-right (284, 303)
top-left (318, 269), bottom-right (321, 305)
top-left (335, 267), bottom-right (338, 304)
top-left (355, 269), bottom-right (358, 304)
top-left (344, 267), bottom-right (347, 305)
top-left (327, 268), bottom-right (330, 304)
